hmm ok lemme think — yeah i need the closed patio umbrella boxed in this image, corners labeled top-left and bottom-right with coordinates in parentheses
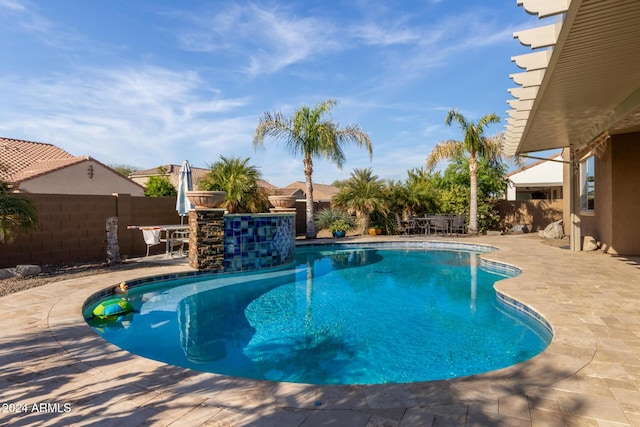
top-left (176, 160), bottom-right (194, 224)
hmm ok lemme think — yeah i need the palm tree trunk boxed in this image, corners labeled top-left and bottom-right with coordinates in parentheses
top-left (359, 210), bottom-right (370, 235)
top-left (468, 154), bottom-right (478, 234)
top-left (304, 157), bottom-right (316, 239)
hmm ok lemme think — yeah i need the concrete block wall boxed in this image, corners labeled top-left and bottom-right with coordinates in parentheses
top-left (0, 193), bottom-right (182, 268)
top-left (1, 193), bottom-right (307, 268)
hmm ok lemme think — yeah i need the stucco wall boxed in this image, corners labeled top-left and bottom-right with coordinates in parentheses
top-left (594, 140), bottom-right (613, 252)
top-left (19, 160), bottom-right (144, 196)
top-left (579, 133), bottom-right (640, 255)
top-left (562, 148), bottom-right (572, 237)
top-left (610, 133), bottom-right (640, 255)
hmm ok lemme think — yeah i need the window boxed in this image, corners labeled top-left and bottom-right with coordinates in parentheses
top-left (580, 155), bottom-right (595, 211)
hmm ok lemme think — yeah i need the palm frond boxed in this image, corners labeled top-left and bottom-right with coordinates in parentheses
top-left (425, 140), bottom-right (464, 171)
top-left (0, 193), bottom-right (39, 244)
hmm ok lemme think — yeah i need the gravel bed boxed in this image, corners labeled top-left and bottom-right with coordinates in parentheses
top-left (0, 261), bottom-right (159, 298)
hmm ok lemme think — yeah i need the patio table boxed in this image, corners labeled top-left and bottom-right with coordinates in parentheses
top-left (128, 224), bottom-right (190, 258)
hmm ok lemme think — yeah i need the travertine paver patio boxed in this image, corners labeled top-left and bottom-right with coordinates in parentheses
top-left (1, 234), bottom-right (639, 426)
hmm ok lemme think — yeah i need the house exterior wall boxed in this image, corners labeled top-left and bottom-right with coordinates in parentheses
top-left (578, 141), bottom-right (611, 252)
top-left (611, 133), bottom-right (640, 255)
top-left (18, 160), bottom-right (144, 196)
top-left (577, 133), bottom-right (640, 255)
top-left (562, 148), bottom-right (572, 236)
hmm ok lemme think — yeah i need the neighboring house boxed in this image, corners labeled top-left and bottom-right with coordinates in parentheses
top-left (282, 181), bottom-right (339, 202)
top-left (505, 153), bottom-right (563, 201)
top-left (258, 179), bottom-right (279, 194)
top-left (129, 165), bottom-right (210, 189)
top-left (503, 1), bottom-right (640, 255)
top-left (0, 137), bottom-right (145, 196)
top-left (130, 164), bottom-right (281, 194)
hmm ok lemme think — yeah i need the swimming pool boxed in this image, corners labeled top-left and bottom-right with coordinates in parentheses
top-left (85, 242), bottom-right (552, 385)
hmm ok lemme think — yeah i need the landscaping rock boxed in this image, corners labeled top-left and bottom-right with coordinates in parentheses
top-left (14, 265), bottom-right (42, 278)
top-left (538, 220), bottom-right (564, 239)
top-left (0, 269), bottom-right (15, 279)
top-left (511, 224), bottom-right (529, 234)
top-left (582, 235), bottom-right (599, 251)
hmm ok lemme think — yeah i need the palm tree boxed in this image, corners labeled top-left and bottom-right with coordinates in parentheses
top-left (426, 109), bottom-right (501, 234)
top-left (332, 168), bottom-right (387, 235)
top-left (253, 99), bottom-right (372, 239)
top-left (0, 181), bottom-right (39, 244)
top-left (199, 156), bottom-right (267, 213)
top-left (404, 168), bottom-right (439, 216)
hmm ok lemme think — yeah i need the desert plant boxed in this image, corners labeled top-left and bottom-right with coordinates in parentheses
top-left (199, 156), bottom-right (268, 213)
top-left (314, 208), bottom-right (354, 231)
top-left (332, 168), bottom-right (388, 235)
top-left (0, 181), bottom-right (39, 244)
top-left (329, 219), bottom-right (352, 233)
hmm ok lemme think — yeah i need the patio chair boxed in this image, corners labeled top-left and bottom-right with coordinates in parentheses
top-left (169, 230), bottom-right (189, 257)
top-left (450, 216), bottom-right (465, 236)
top-left (412, 217), bottom-right (428, 235)
top-left (430, 216), bottom-right (449, 236)
top-left (142, 228), bottom-right (161, 257)
top-left (396, 214), bottom-right (416, 235)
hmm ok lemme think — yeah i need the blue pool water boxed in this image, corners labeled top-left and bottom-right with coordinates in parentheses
top-left (86, 244), bottom-right (552, 385)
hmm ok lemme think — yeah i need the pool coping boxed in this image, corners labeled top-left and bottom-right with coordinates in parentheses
top-left (3, 234), bottom-right (639, 425)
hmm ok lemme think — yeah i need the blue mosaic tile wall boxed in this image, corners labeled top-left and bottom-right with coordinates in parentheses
top-left (223, 213), bottom-right (295, 272)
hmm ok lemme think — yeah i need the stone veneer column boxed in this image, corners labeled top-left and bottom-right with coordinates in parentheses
top-left (188, 209), bottom-right (225, 271)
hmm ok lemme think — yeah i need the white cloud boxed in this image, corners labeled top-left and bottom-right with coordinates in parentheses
top-left (173, 3), bottom-right (343, 77)
top-left (349, 22), bottom-right (421, 46)
top-left (0, 66), bottom-right (253, 168)
top-left (0, 1), bottom-right (530, 186)
top-left (0, 0), bottom-right (26, 12)
top-left (0, 0), bottom-right (87, 49)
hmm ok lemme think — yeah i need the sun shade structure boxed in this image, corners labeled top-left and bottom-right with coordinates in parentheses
top-left (505, 0), bottom-right (640, 256)
top-left (504, 0), bottom-right (640, 157)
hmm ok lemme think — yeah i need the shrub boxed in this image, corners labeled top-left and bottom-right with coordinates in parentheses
top-left (315, 208), bottom-right (354, 231)
top-left (329, 219), bottom-right (352, 233)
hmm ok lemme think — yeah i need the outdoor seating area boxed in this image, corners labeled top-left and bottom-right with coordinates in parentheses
top-left (401, 214), bottom-right (466, 236)
top-left (127, 159), bottom-right (192, 259)
top-left (129, 225), bottom-right (190, 258)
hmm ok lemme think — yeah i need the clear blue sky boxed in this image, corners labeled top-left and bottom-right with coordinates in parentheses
top-left (0, 0), bottom-right (539, 187)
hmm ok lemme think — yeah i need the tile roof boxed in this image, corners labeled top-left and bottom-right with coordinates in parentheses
top-left (129, 164), bottom-right (210, 187)
top-left (0, 137), bottom-right (79, 183)
top-left (284, 181), bottom-right (339, 201)
top-left (130, 165), bottom-right (213, 190)
top-left (129, 164), bottom-right (186, 176)
top-left (12, 157), bottom-right (90, 183)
